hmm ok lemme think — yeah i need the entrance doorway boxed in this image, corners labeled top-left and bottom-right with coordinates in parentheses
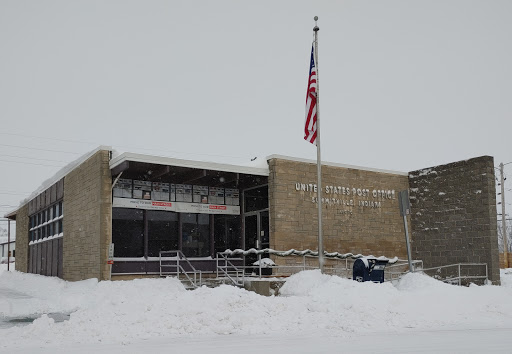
top-left (244, 211), bottom-right (269, 272)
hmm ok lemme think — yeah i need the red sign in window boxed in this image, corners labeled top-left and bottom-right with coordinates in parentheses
top-left (152, 201), bottom-right (172, 207)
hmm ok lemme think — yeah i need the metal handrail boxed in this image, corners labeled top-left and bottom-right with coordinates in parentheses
top-left (388, 263), bottom-right (488, 285)
top-left (216, 253), bottom-right (244, 287)
top-left (159, 250), bottom-right (202, 288)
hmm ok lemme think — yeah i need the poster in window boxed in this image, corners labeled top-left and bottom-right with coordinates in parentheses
top-left (176, 184), bottom-right (193, 202)
top-left (133, 180), bottom-right (152, 199)
top-left (225, 188), bottom-right (240, 206)
top-left (193, 185), bottom-right (209, 204)
top-left (170, 184), bottom-right (176, 202)
top-left (113, 178), bottom-right (133, 198)
top-left (152, 182), bottom-right (170, 201)
top-left (184, 184), bottom-right (192, 202)
top-left (209, 187), bottom-right (225, 205)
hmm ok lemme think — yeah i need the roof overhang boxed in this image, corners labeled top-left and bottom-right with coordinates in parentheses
top-left (110, 152), bottom-right (269, 177)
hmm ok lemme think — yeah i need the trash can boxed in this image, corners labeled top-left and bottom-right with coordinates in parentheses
top-left (353, 257), bottom-right (389, 283)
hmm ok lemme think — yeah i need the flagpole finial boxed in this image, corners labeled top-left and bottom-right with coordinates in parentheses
top-left (313, 16), bottom-right (319, 32)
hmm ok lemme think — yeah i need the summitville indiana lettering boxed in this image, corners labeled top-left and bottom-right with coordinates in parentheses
top-left (294, 182), bottom-right (396, 211)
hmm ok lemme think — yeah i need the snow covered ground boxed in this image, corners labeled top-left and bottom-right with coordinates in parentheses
top-left (1, 264), bottom-right (512, 353)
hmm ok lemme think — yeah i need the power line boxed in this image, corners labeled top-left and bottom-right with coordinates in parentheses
top-left (0, 143), bottom-right (82, 155)
top-left (0, 159), bottom-right (65, 168)
top-left (0, 191), bottom-right (31, 196)
top-left (0, 132), bottom-right (250, 161)
top-left (0, 154), bottom-right (70, 163)
top-left (0, 132), bottom-right (96, 146)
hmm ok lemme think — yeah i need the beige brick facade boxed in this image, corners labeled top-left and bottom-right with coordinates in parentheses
top-left (268, 158), bottom-right (411, 263)
top-left (63, 150), bottom-right (112, 281)
top-left (14, 204), bottom-right (29, 273)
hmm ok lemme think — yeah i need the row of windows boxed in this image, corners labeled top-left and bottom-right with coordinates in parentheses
top-left (112, 208), bottom-right (242, 258)
top-left (113, 179), bottom-right (240, 206)
top-left (30, 220), bottom-right (63, 242)
top-left (29, 201), bottom-right (63, 242)
top-left (30, 201), bottom-right (63, 229)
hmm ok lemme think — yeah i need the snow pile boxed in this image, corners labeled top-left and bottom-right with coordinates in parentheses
top-left (500, 269), bottom-right (512, 288)
top-left (252, 258), bottom-right (275, 267)
top-left (2, 269), bottom-right (512, 349)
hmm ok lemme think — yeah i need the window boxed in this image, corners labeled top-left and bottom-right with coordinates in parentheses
top-left (244, 186), bottom-right (268, 212)
top-left (112, 208), bottom-right (144, 257)
top-left (182, 213), bottom-right (210, 257)
top-left (147, 210), bottom-right (178, 257)
top-left (29, 201), bottom-right (64, 242)
top-left (214, 215), bottom-right (241, 254)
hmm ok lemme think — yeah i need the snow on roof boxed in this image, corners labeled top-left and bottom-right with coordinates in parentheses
top-left (3, 145), bottom-right (112, 218)
top-left (110, 152), bottom-right (269, 176)
top-left (266, 154), bottom-right (408, 176)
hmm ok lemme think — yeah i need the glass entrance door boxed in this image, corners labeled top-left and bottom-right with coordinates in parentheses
top-left (244, 211), bottom-right (270, 273)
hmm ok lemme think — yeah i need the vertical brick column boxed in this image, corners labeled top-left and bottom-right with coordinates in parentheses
top-left (409, 156), bottom-right (500, 284)
top-left (13, 204), bottom-right (29, 273)
top-left (63, 150), bottom-right (112, 281)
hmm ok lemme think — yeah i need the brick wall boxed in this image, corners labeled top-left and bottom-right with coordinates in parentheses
top-left (268, 158), bottom-right (410, 266)
top-left (408, 156), bottom-right (500, 283)
top-left (63, 150), bottom-right (112, 281)
top-left (499, 253), bottom-right (512, 269)
top-left (14, 204), bottom-right (29, 273)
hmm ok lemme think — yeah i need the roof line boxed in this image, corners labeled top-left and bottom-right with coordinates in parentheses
top-left (3, 145), bottom-right (112, 218)
top-left (109, 152), bottom-right (269, 176)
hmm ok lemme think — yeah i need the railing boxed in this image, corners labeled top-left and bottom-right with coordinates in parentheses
top-left (421, 263), bottom-right (488, 286)
top-left (159, 250), bottom-right (202, 288)
top-left (386, 260), bottom-right (424, 282)
top-left (387, 262), bottom-right (488, 285)
top-left (216, 253), bottom-right (244, 287)
top-left (215, 251), bottom-right (343, 286)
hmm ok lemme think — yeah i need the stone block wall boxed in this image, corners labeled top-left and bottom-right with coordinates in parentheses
top-left (408, 156), bottom-right (500, 283)
top-left (63, 150), bottom-right (112, 281)
top-left (14, 204), bottom-right (29, 273)
top-left (268, 157), bottom-right (410, 267)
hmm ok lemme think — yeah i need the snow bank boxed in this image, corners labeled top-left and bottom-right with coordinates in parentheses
top-left (2, 269), bottom-right (512, 349)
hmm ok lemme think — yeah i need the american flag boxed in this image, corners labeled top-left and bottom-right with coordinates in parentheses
top-left (304, 45), bottom-right (317, 145)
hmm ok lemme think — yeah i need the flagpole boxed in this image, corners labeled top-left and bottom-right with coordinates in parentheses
top-left (313, 16), bottom-right (324, 273)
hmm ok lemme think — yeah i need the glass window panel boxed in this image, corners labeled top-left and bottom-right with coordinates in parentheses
top-left (214, 215), bottom-right (241, 254)
top-left (59, 201), bottom-right (63, 216)
top-left (182, 213), bottom-right (210, 257)
top-left (112, 208), bottom-right (144, 257)
top-left (48, 223), bottom-right (53, 237)
top-left (244, 186), bottom-right (268, 213)
top-left (113, 178), bottom-right (133, 198)
top-left (147, 210), bottom-right (178, 257)
top-left (152, 182), bottom-right (170, 202)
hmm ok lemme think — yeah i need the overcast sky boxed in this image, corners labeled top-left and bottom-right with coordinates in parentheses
top-left (1, 0), bottom-right (511, 223)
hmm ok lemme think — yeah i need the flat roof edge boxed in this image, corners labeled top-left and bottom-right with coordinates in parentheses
top-left (110, 152), bottom-right (269, 176)
top-left (8, 145), bottom-right (113, 213)
top-left (266, 154), bottom-right (408, 176)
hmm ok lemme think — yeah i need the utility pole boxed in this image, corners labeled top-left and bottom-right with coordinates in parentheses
top-left (500, 162), bottom-right (508, 268)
